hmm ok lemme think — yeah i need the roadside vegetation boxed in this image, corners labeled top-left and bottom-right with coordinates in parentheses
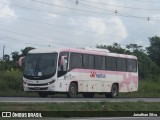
top-left (0, 102), bottom-right (160, 111)
top-left (0, 70), bottom-right (37, 97)
top-left (119, 80), bottom-right (160, 97)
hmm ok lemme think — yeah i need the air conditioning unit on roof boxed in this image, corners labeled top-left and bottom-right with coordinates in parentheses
top-left (79, 47), bottom-right (110, 53)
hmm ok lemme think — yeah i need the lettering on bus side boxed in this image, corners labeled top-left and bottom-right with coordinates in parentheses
top-left (90, 72), bottom-right (106, 78)
top-left (96, 74), bottom-right (106, 78)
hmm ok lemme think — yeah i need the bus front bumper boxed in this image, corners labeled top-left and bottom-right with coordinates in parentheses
top-left (23, 83), bottom-right (56, 92)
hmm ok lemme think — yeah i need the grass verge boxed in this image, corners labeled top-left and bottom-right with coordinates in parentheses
top-left (0, 102), bottom-right (160, 111)
top-left (119, 80), bottom-right (160, 97)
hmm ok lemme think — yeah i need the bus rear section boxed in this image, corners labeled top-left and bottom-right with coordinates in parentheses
top-left (64, 51), bottom-right (138, 98)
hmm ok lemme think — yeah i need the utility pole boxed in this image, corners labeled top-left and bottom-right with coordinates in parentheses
top-left (3, 45), bottom-right (5, 60)
top-left (76, 0), bottom-right (78, 5)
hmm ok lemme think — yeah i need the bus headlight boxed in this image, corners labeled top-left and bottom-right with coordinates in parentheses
top-left (23, 81), bottom-right (27, 85)
top-left (48, 80), bottom-right (55, 85)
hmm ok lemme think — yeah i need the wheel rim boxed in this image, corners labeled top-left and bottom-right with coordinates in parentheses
top-left (112, 86), bottom-right (117, 96)
top-left (70, 86), bottom-right (76, 96)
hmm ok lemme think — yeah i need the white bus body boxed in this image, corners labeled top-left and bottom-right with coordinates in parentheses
top-left (22, 48), bottom-right (138, 98)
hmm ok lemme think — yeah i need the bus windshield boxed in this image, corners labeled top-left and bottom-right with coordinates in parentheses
top-left (24, 53), bottom-right (58, 80)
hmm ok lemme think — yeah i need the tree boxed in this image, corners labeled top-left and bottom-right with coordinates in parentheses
top-left (21, 47), bottom-right (35, 56)
top-left (132, 50), bottom-right (153, 78)
top-left (3, 54), bottom-right (10, 62)
top-left (97, 43), bottom-right (126, 54)
top-left (147, 36), bottom-right (160, 67)
top-left (11, 51), bottom-right (19, 61)
top-left (97, 42), bottom-right (160, 79)
top-left (126, 44), bottom-right (144, 52)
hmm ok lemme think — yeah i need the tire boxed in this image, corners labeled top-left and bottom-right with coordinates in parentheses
top-left (67, 83), bottom-right (78, 98)
top-left (83, 93), bottom-right (95, 98)
top-left (105, 84), bottom-right (118, 98)
top-left (38, 92), bottom-right (48, 98)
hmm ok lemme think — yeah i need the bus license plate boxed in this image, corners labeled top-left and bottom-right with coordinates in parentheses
top-left (34, 87), bottom-right (40, 90)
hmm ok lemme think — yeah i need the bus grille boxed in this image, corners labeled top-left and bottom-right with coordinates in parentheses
top-left (28, 87), bottom-right (48, 90)
top-left (28, 83), bottom-right (48, 86)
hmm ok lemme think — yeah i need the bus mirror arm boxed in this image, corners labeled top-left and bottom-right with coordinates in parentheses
top-left (19, 56), bottom-right (25, 68)
top-left (60, 56), bottom-right (67, 71)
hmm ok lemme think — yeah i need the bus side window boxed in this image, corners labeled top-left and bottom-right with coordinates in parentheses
top-left (58, 52), bottom-right (69, 77)
top-left (132, 60), bottom-right (137, 72)
top-left (127, 59), bottom-right (137, 72)
top-left (95, 55), bottom-right (105, 70)
top-left (106, 57), bottom-right (117, 71)
top-left (83, 54), bottom-right (94, 69)
top-left (69, 53), bottom-right (82, 70)
top-left (117, 58), bottom-right (127, 71)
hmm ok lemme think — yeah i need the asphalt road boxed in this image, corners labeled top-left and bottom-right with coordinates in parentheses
top-left (0, 97), bottom-right (160, 103)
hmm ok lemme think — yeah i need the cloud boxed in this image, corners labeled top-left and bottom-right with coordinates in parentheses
top-left (109, 16), bottom-right (127, 39)
top-left (150, 14), bottom-right (160, 23)
top-left (0, 0), bottom-right (17, 19)
top-left (83, 16), bottom-right (127, 45)
top-left (0, 0), bottom-right (159, 57)
top-left (87, 17), bottom-right (108, 34)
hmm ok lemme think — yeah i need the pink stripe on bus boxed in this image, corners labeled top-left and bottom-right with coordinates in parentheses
top-left (60, 48), bottom-right (137, 59)
top-left (70, 68), bottom-right (138, 92)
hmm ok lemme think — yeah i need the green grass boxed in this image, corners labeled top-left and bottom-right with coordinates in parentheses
top-left (119, 80), bottom-right (160, 97)
top-left (0, 70), bottom-right (38, 97)
top-left (0, 102), bottom-right (160, 111)
top-left (0, 70), bottom-right (22, 90)
top-left (0, 70), bottom-right (33, 96)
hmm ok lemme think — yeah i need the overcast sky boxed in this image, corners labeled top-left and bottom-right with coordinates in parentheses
top-left (0, 0), bottom-right (160, 57)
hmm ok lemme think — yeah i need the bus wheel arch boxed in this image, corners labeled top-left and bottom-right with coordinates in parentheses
top-left (105, 83), bottom-right (119, 98)
top-left (67, 81), bottom-right (78, 98)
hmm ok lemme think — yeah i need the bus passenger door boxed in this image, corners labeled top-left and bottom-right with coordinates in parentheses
top-left (57, 52), bottom-right (69, 92)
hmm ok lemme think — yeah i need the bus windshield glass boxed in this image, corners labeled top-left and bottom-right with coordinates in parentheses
top-left (24, 53), bottom-right (58, 80)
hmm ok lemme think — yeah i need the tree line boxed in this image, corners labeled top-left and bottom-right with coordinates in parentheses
top-left (0, 47), bottom-right (34, 71)
top-left (1, 36), bottom-right (160, 80)
top-left (97, 36), bottom-right (160, 80)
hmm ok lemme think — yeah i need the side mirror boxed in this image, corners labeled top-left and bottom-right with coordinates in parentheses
top-left (18, 56), bottom-right (25, 68)
top-left (60, 56), bottom-right (67, 71)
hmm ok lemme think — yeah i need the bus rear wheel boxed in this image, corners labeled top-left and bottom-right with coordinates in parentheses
top-left (67, 83), bottom-right (78, 98)
top-left (83, 93), bottom-right (95, 98)
top-left (105, 84), bottom-right (118, 98)
top-left (38, 92), bottom-right (48, 98)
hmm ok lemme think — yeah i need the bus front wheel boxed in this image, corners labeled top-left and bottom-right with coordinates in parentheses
top-left (67, 83), bottom-right (78, 98)
top-left (105, 84), bottom-right (118, 98)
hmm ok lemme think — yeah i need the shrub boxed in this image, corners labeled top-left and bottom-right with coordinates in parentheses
top-left (0, 70), bottom-right (22, 90)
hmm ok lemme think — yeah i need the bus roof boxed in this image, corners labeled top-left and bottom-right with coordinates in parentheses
top-left (28, 48), bottom-right (137, 59)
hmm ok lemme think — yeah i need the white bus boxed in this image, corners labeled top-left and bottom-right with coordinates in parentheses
top-left (21, 48), bottom-right (138, 98)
